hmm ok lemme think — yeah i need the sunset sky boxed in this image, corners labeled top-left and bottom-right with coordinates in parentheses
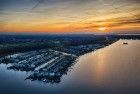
top-left (0, 0), bottom-right (140, 34)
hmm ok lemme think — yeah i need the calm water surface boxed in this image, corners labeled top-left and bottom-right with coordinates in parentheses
top-left (0, 40), bottom-right (140, 94)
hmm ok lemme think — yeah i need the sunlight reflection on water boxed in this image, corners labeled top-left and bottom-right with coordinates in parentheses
top-left (62, 39), bottom-right (140, 94)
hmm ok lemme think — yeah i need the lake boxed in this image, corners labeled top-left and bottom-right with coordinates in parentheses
top-left (0, 39), bottom-right (140, 94)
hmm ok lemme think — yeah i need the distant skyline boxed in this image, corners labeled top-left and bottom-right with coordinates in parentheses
top-left (0, 0), bottom-right (140, 34)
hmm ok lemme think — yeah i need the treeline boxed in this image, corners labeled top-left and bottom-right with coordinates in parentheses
top-left (0, 42), bottom-right (53, 56)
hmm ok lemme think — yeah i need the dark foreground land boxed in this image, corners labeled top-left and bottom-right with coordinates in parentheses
top-left (0, 34), bottom-right (139, 83)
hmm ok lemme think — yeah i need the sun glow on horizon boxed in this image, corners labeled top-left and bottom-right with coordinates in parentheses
top-left (98, 27), bottom-right (107, 31)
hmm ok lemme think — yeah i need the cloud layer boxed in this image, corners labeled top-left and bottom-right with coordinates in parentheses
top-left (0, 0), bottom-right (140, 33)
